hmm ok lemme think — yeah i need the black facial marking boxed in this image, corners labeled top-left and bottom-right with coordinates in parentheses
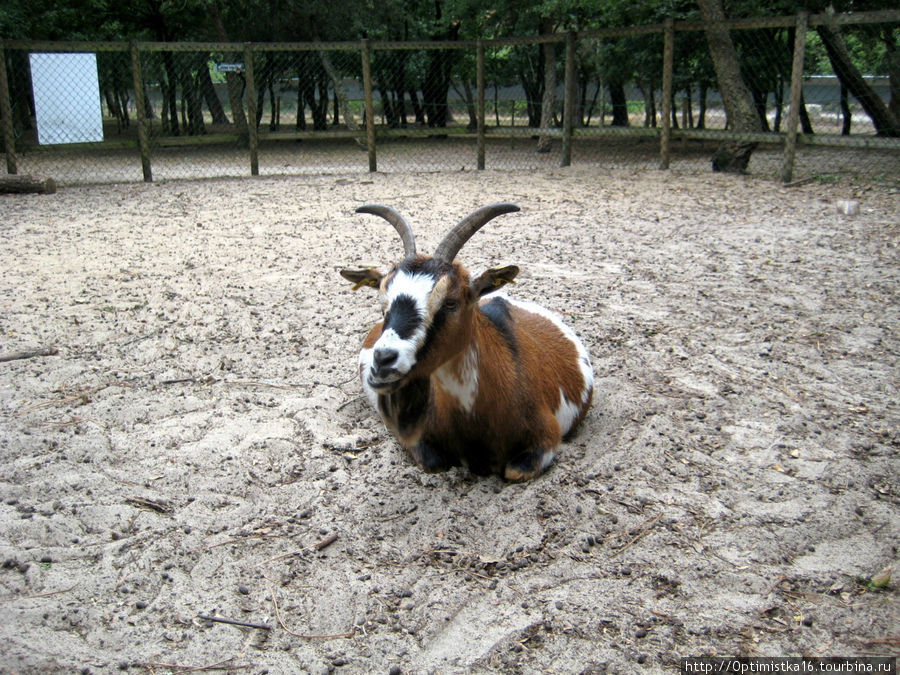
top-left (479, 297), bottom-right (518, 356)
top-left (416, 301), bottom-right (448, 361)
top-left (384, 295), bottom-right (421, 340)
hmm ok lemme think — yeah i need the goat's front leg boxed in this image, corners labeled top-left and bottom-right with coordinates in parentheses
top-left (409, 441), bottom-right (456, 473)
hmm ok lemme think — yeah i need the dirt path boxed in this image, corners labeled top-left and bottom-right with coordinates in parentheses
top-left (0, 167), bottom-right (897, 673)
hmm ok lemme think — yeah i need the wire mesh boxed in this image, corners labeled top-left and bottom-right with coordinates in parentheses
top-left (1, 11), bottom-right (897, 186)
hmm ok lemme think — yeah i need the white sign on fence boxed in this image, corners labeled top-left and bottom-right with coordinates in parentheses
top-left (30, 52), bottom-right (104, 145)
top-left (215, 62), bottom-right (244, 73)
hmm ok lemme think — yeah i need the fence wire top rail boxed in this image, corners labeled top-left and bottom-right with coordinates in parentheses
top-left (3, 9), bottom-right (897, 52)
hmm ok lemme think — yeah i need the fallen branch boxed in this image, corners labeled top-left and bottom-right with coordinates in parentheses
top-left (198, 614), bottom-right (271, 631)
top-left (132, 656), bottom-right (249, 672)
top-left (862, 636), bottom-right (900, 646)
top-left (0, 174), bottom-right (56, 194)
top-left (608, 512), bottom-right (663, 558)
top-left (0, 346), bottom-right (58, 363)
top-left (314, 532), bottom-right (339, 551)
top-left (0, 582), bottom-right (79, 603)
top-left (125, 496), bottom-right (174, 514)
top-left (256, 533), bottom-right (339, 566)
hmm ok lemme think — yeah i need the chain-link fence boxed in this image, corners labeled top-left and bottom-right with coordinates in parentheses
top-left (1, 9), bottom-right (898, 186)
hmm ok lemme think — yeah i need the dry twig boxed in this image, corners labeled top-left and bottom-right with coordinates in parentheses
top-left (0, 583), bottom-right (79, 603)
top-left (0, 346), bottom-right (58, 363)
top-left (268, 583), bottom-right (354, 640)
top-left (125, 496), bottom-right (174, 514)
top-left (133, 656), bottom-right (249, 672)
top-left (197, 614), bottom-right (271, 631)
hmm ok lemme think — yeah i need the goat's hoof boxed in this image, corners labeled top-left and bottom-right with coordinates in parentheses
top-left (410, 443), bottom-right (450, 473)
top-left (504, 448), bottom-right (554, 482)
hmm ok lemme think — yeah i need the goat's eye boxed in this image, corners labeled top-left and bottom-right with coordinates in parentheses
top-left (444, 299), bottom-right (459, 311)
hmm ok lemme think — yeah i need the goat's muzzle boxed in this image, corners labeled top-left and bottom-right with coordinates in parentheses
top-left (368, 347), bottom-right (406, 392)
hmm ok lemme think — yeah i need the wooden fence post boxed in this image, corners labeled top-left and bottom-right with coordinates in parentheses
top-left (0, 44), bottom-right (18, 175)
top-left (659, 18), bottom-right (675, 170)
top-left (781, 11), bottom-right (808, 184)
top-left (243, 43), bottom-right (259, 176)
top-left (360, 40), bottom-right (377, 172)
top-left (130, 42), bottom-right (152, 182)
top-left (561, 32), bottom-right (577, 167)
top-left (476, 40), bottom-right (486, 170)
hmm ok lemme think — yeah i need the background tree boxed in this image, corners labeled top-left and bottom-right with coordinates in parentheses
top-left (697, 0), bottom-right (762, 172)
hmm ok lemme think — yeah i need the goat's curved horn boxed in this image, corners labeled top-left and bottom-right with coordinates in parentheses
top-left (434, 202), bottom-right (520, 262)
top-left (356, 204), bottom-right (417, 258)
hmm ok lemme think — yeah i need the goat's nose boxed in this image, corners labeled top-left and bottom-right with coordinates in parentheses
top-left (373, 347), bottom-right (399, 372)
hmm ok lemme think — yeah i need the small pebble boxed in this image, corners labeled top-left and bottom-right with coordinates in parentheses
top-left (635, 627), bottom-right (647, 638)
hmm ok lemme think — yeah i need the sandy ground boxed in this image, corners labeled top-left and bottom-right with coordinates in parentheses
top-left (0, 165), bottom-right (897, 673)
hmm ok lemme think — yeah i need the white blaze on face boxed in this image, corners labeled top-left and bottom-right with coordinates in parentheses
top-left (370, 271), bottom-right (435, 380)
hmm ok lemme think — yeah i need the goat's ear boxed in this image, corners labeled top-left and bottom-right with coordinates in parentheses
top-left (472, 265), bottom-right (519, 297)
top-left (340, 267), bottom-right (383, 291)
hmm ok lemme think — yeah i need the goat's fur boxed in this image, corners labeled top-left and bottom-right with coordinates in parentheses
top-left (341, 203), bottom-right (593, 481)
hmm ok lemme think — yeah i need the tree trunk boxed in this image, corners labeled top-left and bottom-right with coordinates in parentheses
top-left (816, 8), bottom-right (899, 137)
top-left (799, 91), bottom-right (813, 134)
top-left (697, 0), bottom-right (762, 172)
top-left (198, 58), bottom-right (229, 124)
top-left (536, 20), bottom-right (557, 153)
top-left (423, 48), bottom-right (454, 128)
top-left (296, 66), bottom-right (306, 131)
top-left (180, 56), bottom-right (205, 135)
top-left (160, 55), bottom-right (180, 135)
top-left (453, 80), bottom-right (478, 131)
top-left (408, 88), bottom-right (425, 125)
top-left (886, 28), bottom-right (900, 121)
top-left (207, 0), bottom-right (248, 133)
top-left (318, 49), bottom-right (359, 131)
top-left (608, 81), bottom-right (630, 126)
top-left (840, 84), bottom-right (852, 135)
top-left (698, 82), bottom-right (708, 129)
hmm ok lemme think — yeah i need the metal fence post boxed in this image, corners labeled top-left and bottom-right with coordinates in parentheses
top-left (360, 40), bottom-right (377, 172)
top-left (476, 40), bottom-right (486, 170)
top-left (660, 18), bottom-right (675, 170)
top-left (0, 44), bottom-right (18, 175)
top-left (782, 11), bottom-right (808, 184)
top-left (130, 42), bottom-right (152, 182)
top-left (561, 32), bottom-right (577, 167)
top-left (243, 43), bottom-right (259, 176)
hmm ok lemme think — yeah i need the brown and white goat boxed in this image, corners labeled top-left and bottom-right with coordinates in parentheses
top-left (340, 203), bottom-right (593, 481)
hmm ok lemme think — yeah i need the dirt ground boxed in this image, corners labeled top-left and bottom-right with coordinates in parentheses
top-left (0, 164), bottom-right (897, 673)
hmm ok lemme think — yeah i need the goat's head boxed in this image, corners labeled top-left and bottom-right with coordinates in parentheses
top-left (340, 203), bottom-right (520, 393)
